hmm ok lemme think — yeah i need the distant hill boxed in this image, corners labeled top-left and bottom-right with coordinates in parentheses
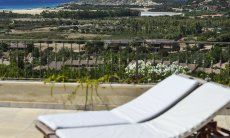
top-left (154, 0), bottom-right (187, 3)
top-left (79, 0), bottom-right (163, 5)
top-left (186, 0), bottom-right (229, 5)
top-left (79, 0), bottom-right (188, 5)
top-left (78, 0), bottom-right (229, 9)
top-left (185, 0), bottom-right (230, 11)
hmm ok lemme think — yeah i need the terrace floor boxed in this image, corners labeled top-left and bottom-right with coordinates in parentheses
top-left (0, 107), bottom-right (76, 138)
top-left (0, 107), bottom-right (229, 138)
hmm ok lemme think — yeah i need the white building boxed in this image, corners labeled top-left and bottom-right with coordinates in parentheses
top-left (140, 12), bottom-right (183, 17)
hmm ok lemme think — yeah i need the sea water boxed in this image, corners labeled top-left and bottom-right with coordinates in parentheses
top-left (0, 0), bottom-right (75, 9)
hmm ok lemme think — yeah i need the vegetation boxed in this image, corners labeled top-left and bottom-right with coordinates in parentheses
top-left (0, 2), bottom-right (229, 87)
top-left (189, 65), bottom-right (230, 86)
top-left (0, 12), bottom-right (229, 41)
top-left (0, 11), bottom-right (34, 18)
top-left (40, 9), bottom-right (139, 19)
top-left (0, 0), bottom-right (229, 40)
top-left (0, 40), bottom-right (229, 86)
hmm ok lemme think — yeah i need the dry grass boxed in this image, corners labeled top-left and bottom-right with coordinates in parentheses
top-left (67, 33), bottom-right (110, 39)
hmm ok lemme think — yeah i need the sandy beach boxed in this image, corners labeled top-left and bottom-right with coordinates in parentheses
top-left (1, 8), bottom-right (61, 15)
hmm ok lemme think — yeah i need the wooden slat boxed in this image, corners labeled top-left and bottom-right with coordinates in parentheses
top-left (178, 74), bottom-right (206, 85)
top-left (49, 135), bottom-right (59, 138)
top-left (35, 121), bottom-right (55, 137)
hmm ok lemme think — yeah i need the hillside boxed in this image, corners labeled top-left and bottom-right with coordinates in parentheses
top-left (78, 0), bottom-right (230, 8)
top-left (185, 0), bottom-right (230, 11)
top-left (79, 0), bottom-right (162, 5)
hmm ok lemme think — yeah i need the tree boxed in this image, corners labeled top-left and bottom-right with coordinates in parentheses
top-left (0, 42), bottom-right (8, 52)
top-left (57, 47), bottom-right (72, 60)
top-left (195, 22), bottom-right (202, 34)
top-left (27, 43), bottom-right (34, 53)
top-left (207, 45), bottom-right (222, 63)
top-left (0, 50), bottom-right (3, 58)
top-left (32, 47), bottom-right (40, 58)
top-left (41, 47), bottom-right (54, 65)
top-left (9, 50), bottom-right (25, 69)
top-left (216, 34), bottom-right (230, 42)
top-left (85, 41), bottom-right (104, 53)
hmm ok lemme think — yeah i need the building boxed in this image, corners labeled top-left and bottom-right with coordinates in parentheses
top-left (199, 14), bottom-right (224, 18)
top-left (145, 39), bottom-right (179, 52)
top-left (33, 60), bottom-right (104, 71)
top-left (9, 43), bottom-right (28, 50)
top-left (104, 39), bottom-right (179, 52)
top-left (140, 12), bottom-right (183, 17)
top-left (65, 60), bottom-right (103, 69)
top-left (104, 40), bottom-right (131, 51)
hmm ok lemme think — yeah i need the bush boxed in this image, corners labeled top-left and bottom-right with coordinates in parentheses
top-left (125, 60), bottom-right (188, 83)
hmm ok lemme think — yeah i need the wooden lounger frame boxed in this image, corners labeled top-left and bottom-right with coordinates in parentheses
top-left (35, 121), bottom-right (56, 138)
top-left (188, 121), bottom-right (230, 138)
top-left (37, 119), bottom-right (230, 138)
top-left (35, 74), bottom-right (218, 138)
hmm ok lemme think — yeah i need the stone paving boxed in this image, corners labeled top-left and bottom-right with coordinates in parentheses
top-left (0, 107), bottom-right (229, 138)
top-left (0, 107), bottom-right (76, 138)
top-left (214, 109), bottom-right (230, 130)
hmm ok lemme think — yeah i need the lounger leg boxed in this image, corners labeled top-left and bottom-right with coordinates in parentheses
top-left (35, 121), bottom-right (56, 138)
top-left (192, 121), bottom-right (230, 138)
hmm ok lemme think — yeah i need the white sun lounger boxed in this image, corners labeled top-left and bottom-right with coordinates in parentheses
top-left (56, 82), bottom-right (230, 138)
top-left (36, 74), bottom-right (199, 137)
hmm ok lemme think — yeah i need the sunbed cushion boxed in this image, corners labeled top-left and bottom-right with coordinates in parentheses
top-left (56, 83), bottom-right (230, 138)
top-left (111, 74), bottom-right (199, 122)
top-left (145, 82), bottom-right (230, 137)
top-left (56, 124), bottom-right (153, 138)
top-left (38, 111), bottom-right (129, 130)
top-left (38, 74), bottom-right (199, 131)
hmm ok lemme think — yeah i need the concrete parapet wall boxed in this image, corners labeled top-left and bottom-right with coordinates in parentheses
top-left (0, 81), bottom-right (152, 110)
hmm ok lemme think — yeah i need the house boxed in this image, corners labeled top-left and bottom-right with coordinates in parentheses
top-left (104, 40), bottom-right (131, 51)
top-left (196, 67), bottom-right (221, 74)
top-left (104, 40), bottom-right (130, 47)
top-left (33, 65), bottom-right (48, 71)
top-left (104, 39), bottom-right (179, 52)
top-left (199, 14), bottom-right (224, 18)
top-left (33, 61), bottom-right (63, 71)
top-left (65, 59), bottom-right (103, 69)
top-left (47, 61), bottom-right (64, 70)
top-left (9, 43), bottom-right (27, 50)
top-left (140, 12), bottom-right (183, 17)
top-left (145, 39), bottom-right (179, 52)
top-left (213, 62), bottom-right (229, 69)
top-left (33, 59), bottom-right (104, 71)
